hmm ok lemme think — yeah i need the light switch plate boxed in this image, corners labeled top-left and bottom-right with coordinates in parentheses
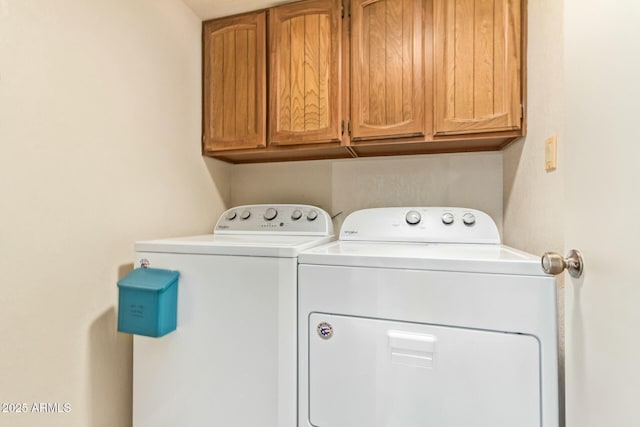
top-left (545, 135), bottom-right (557, 171)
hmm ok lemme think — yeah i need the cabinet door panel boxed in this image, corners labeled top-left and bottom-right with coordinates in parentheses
top-left (351, 0), bottom-right (425, 141)
top-left (434, 0), bottom-right (521, 135)
top-left (270, 0), bottom-right (342, 145)
top-left (203, 13), bottom-right (266, 151)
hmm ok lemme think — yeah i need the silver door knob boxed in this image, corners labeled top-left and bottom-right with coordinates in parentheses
top-left (541, 249), bottom-right (584, 278)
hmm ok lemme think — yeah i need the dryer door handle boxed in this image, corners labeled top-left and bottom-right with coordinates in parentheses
top-left (388, 330), bottom-right (437, 353)
top-left (388, 331), bottom-right (437, 369)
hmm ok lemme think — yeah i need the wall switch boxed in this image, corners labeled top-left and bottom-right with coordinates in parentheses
top-left (545, 135), bottom-right (557, 171)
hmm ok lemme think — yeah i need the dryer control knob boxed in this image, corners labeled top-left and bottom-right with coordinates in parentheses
top-left (405, 210), bottom-right (422, 225)
top-left (264, 208), bottom-right (278, 221)
top-left (240, 210), bottom-right (251, 220)
top-left (291, 209), bottom-right (303, 221)
top-left (226, 211), bottom-right (237, 220)
top-left (442, 212), bottom-right (454, 225)
top-left (307, 210), bottom-right (319, 221)
top-left (462, 212), bottom-right (476, 226)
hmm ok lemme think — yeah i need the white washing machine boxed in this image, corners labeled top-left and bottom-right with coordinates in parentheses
top-left (132, 204), bottom-right (334, 427)
top-left (298, 207), bottom-right (559, 427)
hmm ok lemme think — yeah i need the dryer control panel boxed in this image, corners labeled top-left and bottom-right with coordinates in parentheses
top-left (339, 207), bottom-right (500, 244)
top-left (215, 204), bottom-right (333, 236)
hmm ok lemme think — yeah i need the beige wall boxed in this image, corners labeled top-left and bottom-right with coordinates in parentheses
top-left (0, 0), bottom-right (567, 425)
top-left (0, 1), bottom-right (230, 426)
top-left (503, 0), bottom-right (564, 256)
top-left (232, 152), bottom-right (503, 234)
top-left (502, 0), bottom-right (565, 423)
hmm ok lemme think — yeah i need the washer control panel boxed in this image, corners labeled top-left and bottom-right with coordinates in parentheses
top-left (215, 204), bottom-right (333, 235)
top-left (340, 207), bottom-right (500, 244)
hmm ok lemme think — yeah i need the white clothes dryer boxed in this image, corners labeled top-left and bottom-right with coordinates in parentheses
top-left (132, 204), bottom-right (333, 427)
top-left (298, 207), bottom-right (559, 427)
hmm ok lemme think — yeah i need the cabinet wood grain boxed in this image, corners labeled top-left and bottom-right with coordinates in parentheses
top-left (434, 0), bottom-right (522, 135)
top-left (269, 0), bottom-right (343, 145)
top-left (203, 12), bottom-right (266, 151)
top-left (203, 0), bottom-right (526, 163)
top-left (351, 0), bottom-right (425, 140)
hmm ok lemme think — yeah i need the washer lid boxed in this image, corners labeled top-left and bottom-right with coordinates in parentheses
top-left (298, 241), bottom-right (546, 276)
top-left (136, 234), bottom-right (334, 258)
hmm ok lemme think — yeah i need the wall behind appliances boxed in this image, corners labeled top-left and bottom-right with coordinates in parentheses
top-left (502, 0), bottom-right (565, 423)
top-left (0, 1), bottom-right (230, 426)
top-left (231, 152), bottom-right (503, 233)
top-left (503, 0), bottom-right (564, 267)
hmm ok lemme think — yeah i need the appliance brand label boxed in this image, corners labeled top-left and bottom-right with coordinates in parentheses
top-left (317, 322), bottom-right (334, 339)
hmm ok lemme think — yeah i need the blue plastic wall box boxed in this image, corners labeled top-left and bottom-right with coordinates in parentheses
top-left (117, 268), bottom-right (179, 338)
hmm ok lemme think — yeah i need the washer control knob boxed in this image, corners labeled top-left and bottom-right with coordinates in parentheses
top-left (264, 208), bottom-right (278, 221)
top-left (462, 212), bottom-right (476, 226)
top-left (405, 210), bottom-right (421, 225)
top-left (307, 210), bottom-right (319, 221)
top-left (441, 212), bottom-right (454, 225)
top-left (240, 210), bottom-right (251, 220)
top-left (225, 211), bottom-right (237, 220)
top-left (291, 209), bottom-right (303, 221)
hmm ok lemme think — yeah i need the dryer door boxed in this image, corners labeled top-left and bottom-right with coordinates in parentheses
top-left (308, 313), bottom-right (540, 427)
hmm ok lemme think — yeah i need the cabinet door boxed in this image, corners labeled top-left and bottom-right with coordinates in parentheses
top-left (269, 0), bottom-right (343, 145)
top-left (434, 0), bottom-right (522, 135)
top-left (351, 0), bottom-right (425, 141)
top-left (203, 13), bottom-right (266, 151)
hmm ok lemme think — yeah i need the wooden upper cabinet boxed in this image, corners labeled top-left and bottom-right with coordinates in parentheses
top-left (202, 0), bottom-right (526, 163)
top-left (351, 0), bottom-right (425, 141)
top-left (203, 13), bottom-right (266, 151)
top-left (434, 0), bottom-right (522, 135)
top-left (269, 0), bottom-right (343, 145)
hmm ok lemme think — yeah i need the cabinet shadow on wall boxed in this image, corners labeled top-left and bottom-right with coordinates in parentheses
top-left (204, 156), bottom-right (232, 209)
top-left (502, 138), bottom-right (525, 211)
